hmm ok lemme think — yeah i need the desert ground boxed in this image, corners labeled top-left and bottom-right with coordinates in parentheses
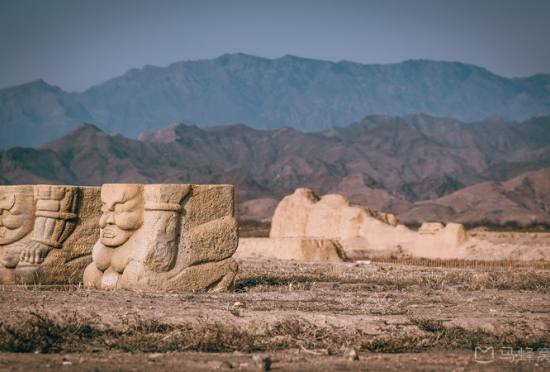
top-left (1, 236), bottom-right (549, 371)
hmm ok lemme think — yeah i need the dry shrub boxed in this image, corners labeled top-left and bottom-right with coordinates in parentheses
top-left (235, 261), bottom-right (550, 293)
top-left (431, 270), bottom-right (550, 292)
top-left (127, 318), bottom-right (174, 334)
top-left (1, 311), bottom-right (548, 354)
top-left (366, 256), bottom-right (550, 270)
top-left (0, 310), bottom-right (99, 353)
top-left (411, 318), bottom-right (550, 350)
top-left (116, 318), bottom-right (258, 353)
top-left (234, 275), bottom-right (316, 292)
top-left (265, 318), bottom-right (355, 353)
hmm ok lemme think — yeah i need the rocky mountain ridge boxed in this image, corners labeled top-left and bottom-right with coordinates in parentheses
top-left (2, 53), bottom-right (550, 148)
top-left (1, 114), bottom-right (549, 224)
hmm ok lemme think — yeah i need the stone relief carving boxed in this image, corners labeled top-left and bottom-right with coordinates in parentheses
top-left (0, 186), bottom-right (35, 269)
top-left (0, 185), bottom-right (101, 284)
top-left (84, 184), bottom-right (238, 292)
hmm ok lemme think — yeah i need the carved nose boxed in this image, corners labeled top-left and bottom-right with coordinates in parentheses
top-left (105, 212), bottom-right (115, 224)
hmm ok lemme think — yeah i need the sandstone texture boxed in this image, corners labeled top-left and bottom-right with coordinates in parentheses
top-left (83, 184), bottom-right (238, 292)
top-left (0, 185), bottom-right (101, 284)
top-left (236, 238), bottom-right (346, 262)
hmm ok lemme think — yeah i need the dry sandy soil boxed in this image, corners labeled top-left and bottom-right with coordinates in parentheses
top-left (0, 258), bottom-right (549, 371)
top-left (468, 230), bottom-right (550, 246)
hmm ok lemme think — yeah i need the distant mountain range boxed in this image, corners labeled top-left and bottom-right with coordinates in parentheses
top-left (2, 53), bottom-right (550, 148)
top-left (1, 114), bottom-right (549, 224)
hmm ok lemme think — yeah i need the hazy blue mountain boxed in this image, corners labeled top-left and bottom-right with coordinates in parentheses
top-left (1, 54), bottom-right (550, 148)
top-left (0, 80), bottom-right (94, 148)
top-left (78, 54), bottom-right (550, 136)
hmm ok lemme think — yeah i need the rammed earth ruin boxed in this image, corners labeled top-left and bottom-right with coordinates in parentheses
top-left (237, 188), bottom-right (548, 262)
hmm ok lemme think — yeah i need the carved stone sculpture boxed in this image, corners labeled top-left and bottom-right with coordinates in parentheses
top-left (83, 184), bottom-right (238, 292)
top-left (0, 185), bottom-right (101, 284)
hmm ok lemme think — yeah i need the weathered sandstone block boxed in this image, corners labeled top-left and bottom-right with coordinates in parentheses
top-left (83, 184), bottom-right (238, 292)
top-left (236, 237), bottom-right (347, 262)
top-left (0, 185), bottom-right (101, 284)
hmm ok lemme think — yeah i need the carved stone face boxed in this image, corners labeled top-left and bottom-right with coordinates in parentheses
top-left (0, 187), bottom-right (35, 245)
top-left (99, 185), bottom-right (144, 247)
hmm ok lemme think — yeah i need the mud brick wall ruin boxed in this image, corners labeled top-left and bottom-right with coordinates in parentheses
top-left (238, 188), bottom-right (470, 262)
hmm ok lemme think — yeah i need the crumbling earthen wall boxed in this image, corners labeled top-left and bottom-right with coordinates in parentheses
top-left (269, 188), bottom-right (469, 260)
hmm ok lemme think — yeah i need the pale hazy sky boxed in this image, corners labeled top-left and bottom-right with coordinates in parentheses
top-left (1, 0), bottom-right (549, 92)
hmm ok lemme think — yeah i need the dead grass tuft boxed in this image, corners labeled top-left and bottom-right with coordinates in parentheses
top-left (234, 260), bottom-right (550, 293)
top-left (1, 312), bottom-right (548, 355)
top-left (0, 310), bottom-right (99, 353)
top-left (234, 275), bottom-right (316, 292)
top-left (411, 318), bottom-right (550, 350)
top-left (116, 318), bottom-right (258, 353)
